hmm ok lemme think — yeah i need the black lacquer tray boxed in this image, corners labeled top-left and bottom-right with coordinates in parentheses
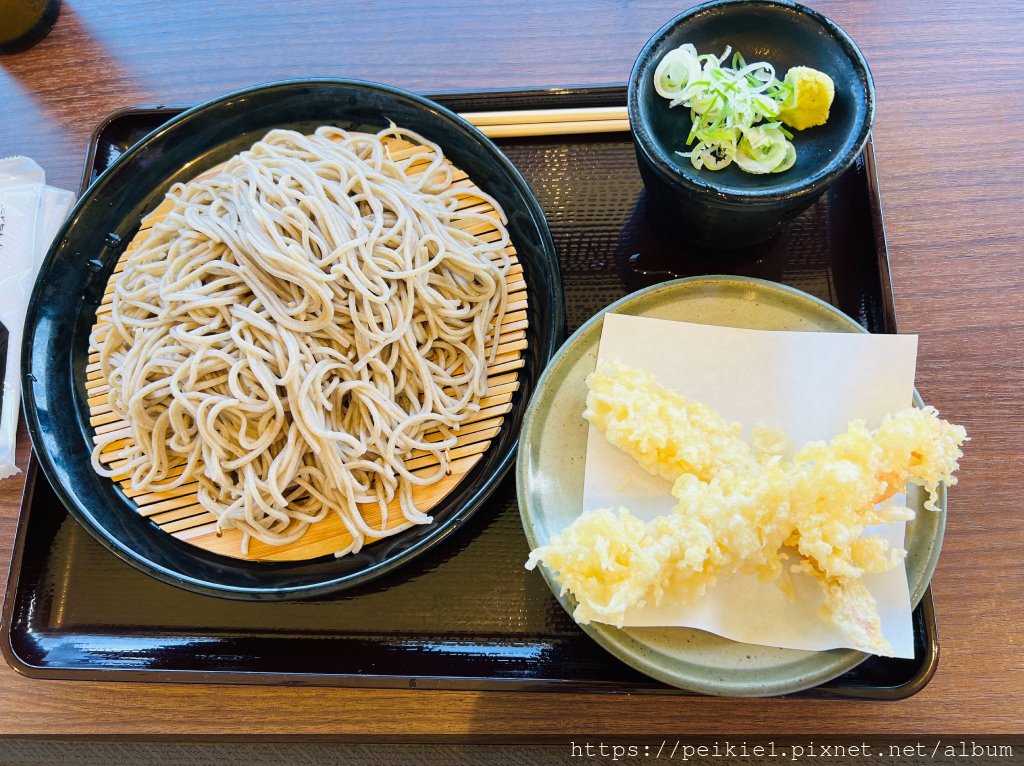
top-left (1, 86), bottom-right (938, 698)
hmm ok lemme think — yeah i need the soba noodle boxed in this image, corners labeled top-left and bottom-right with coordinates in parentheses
top-left (91, 125), bottom-right (511, 556)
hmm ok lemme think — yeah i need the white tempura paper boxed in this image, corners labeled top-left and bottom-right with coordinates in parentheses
top-left (582, 313), bottom-right (919, 658)
top-left (0, 157), bottom-right (76, 480)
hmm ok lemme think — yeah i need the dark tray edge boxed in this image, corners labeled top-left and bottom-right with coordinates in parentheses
top-left (79, 84), bottom-right (634, 192)
top-left (1, 461), bottom-right (39, 681)
top-left (3, 84), bottom-right (937, 700)
top-left (861, 141), bottom-right (898, 335)
top-left (1, 585), bottom-right (939, 700)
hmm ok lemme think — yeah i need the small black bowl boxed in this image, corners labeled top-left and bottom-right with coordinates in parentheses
top-left (22, 79), bottom-right (563, 600)
top-left (629, 0), bottom-right (875, 248)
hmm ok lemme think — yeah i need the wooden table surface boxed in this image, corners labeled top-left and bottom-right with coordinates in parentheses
top-left (1, 0), bottom-right (1021, 737)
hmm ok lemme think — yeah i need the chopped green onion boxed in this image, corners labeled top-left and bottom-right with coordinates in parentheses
top-left (653, 42), bottom-right (809, 175)
top-left (735, 125), bottom-right (795, 174)
top-left (771, 142), bottom-right (797, 173)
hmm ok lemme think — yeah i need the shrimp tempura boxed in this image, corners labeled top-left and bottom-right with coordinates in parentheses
top-left (526, 361), bottom-right (967, 655)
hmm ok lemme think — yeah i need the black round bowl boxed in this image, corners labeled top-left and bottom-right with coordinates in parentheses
top-left (629, 0), bottom-right (875, 248)
top-left (22, 79), bottom-right (563, 600)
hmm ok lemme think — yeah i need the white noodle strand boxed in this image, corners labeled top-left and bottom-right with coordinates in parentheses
top-left (91, 125), bottom-right (510, 555)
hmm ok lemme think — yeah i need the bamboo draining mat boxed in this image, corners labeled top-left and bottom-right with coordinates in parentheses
top-left (87, 132), bottom-right (529, 562)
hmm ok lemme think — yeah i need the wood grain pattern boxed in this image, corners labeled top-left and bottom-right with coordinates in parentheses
top-left (85, 137), bottom-right (526, 561)
top-left (0, 0), bottom-right (1021, 738)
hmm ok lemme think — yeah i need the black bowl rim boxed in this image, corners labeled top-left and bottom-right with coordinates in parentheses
top-left (21, 77), bottom-right (563, 600)
top-left (628, 0), bottom-right (876, 203)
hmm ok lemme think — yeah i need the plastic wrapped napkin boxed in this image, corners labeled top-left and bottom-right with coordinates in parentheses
top-left (0, 157), bottom-right (75, 480)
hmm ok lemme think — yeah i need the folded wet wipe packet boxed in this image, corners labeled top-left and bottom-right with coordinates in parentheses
top-left (0, 157), bottom-right (75, 480)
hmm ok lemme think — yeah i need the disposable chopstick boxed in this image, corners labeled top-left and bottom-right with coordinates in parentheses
top-left (474, 119), bottom-right (629, 138)
top-left (460, 106), bottom-right (630, 137)
top-left (462, 106), bottom-right (628, 126)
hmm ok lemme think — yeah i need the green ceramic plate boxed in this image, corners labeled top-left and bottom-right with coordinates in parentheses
top-left (517, 275), bottom-right (944, 697)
